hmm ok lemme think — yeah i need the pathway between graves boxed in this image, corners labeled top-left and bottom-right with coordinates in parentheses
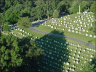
top-left (28, 19), bottom-right (96, 49)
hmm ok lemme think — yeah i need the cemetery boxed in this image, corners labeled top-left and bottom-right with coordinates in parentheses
top-left (35, 12), bottom-right (95, 45)
top-left (1, 23), bottom-right (95, 72)
top-left (0, 1), bottom-right (96, 72)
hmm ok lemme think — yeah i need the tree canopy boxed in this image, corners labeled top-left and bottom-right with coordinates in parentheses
top-left (53, 9), bottom-right (59, 18)
top-left (0, 33), bottom-right (44, 72)
top-left (17, 16), bottom-right (31, 28)
top-left (0, 34), bottom-right (23, 72)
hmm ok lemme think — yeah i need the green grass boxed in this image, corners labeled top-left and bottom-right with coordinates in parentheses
top-left (34, 12), bottom-right (95, 45)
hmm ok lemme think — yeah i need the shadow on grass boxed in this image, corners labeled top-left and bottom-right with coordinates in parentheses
top-left (50, 30), bottom-right (64, 35)
top-left (34, 30), bottom-right (70, 72)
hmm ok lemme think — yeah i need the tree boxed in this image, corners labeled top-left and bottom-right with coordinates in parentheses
top-left (0, 13), bottom-right (5, 26)
top-left (45, 0), bottom-right (56, 19)
top-left (17, 16), bottom-right (31, 28)
top-left (0, 33), bottom-right (44, 72)
top-left (34, 0), bottom-right (45, 20)
top-left (0, 34), bottom-right (23, 72)
top-left (53, 9), bottom-right (59, 18)
top-left (30, 7), bottom-right (37, 21)
top-left (90, 1), bottom-right (96, 14)
top-left (80, 1), bottom-right (94, 12)
top-left (80, 1), bottom-right (88, 12)
top-left (90, 1), bottom-right (96, 34)
top-left (5, 4), bottom-right (23, 25)
top-left (17, 37), bottom-right (44, 72)
top-left (68, 0), bottom-right (81, 14)
top-left (20, 0), bottom-right (34, 17)
top-left (57, 1), bottom-right (66, 13)
top-left (86, 1), bottom-right (94, 11)
top-left (82, 61), bottom-right (96, 72)
top-left (3, 24), bottom-right (10, 32)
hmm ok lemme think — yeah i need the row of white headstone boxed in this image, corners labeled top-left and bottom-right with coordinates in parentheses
top-left (35, 37), bottom-right (95, 72)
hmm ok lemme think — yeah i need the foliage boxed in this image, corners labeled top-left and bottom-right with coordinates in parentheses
top-left (45, 0), bottom-right (56, 19)
top-left (25, 40), bottom-right (44, 58)
top-left (20, 0), bottom-right (34, 17)
top-left (5, 4), bottom-right (23, 24)
top-left (18, 37), bottom-right (44, 72)
top-left (68, 1), bottom-right (81, 14)
top-left (90, 1), bottom-right (96, 14)
top-left (0, 13), bottom-right (5, 25)
top-left (35, 0), bottom-right (45, 20)
top-left (80, 1), bottom-right (94, 12)
top-left (3, 24), bottom-right (10, 32)
top-left (53, 9), bottom-right (59, 18)
top-left (17, 16), bottom-right (31, 28)
top-left (30, 7), bottom-right (37, 21)
top-left (88, 27), bottom-right (93, 31)
top-left (0, 33), bottom-right (44, 72)
top-left (80, 1), bottom-right (88, 12)
top-left (82, 61), bottom-right (96, 72)
top-left (0, 34), bottom-right (23, 72)
top-left (56, 1), bottom-right (70, 13)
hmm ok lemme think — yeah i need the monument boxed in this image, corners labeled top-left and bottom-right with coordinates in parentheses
top-left (79, 5), bottom-right (80, 14)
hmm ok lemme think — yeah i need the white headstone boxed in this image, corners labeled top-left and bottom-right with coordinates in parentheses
top-left (76, 31), bottom-right (78, 33)
top-left (72, 30), bottom-right (74, 32)
top-left (94, 35), bottom-right (96, 38)
top-left (66, 62), bottom-right (69, 65)
top-left (86, 34), bottom-right (88, 36)
top-left (63, 29), bottom-right (64, 30)
top-left (51, 26), bottom-right (53, 28)
top-left (89, 35), bottom-right (92, 37)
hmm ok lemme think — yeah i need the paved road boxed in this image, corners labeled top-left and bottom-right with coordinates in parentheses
top-left (28, 19), bottom-right (96, 49)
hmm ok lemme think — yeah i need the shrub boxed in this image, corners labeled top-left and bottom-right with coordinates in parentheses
top-left (88, 27), bottom-right (93, 31)
top-left (53, 9), bottom-right (59, 18)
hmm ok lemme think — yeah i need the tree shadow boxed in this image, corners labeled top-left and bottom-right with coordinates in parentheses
top-left (21, 13), bottom-right (30, 17)
top-left (32, 19), bottom-right (51, 27)
top-left (91, 57), bottom-right (96, 70)
top-left (50, 30), bottom-right (64, 35)
top-left (58, 12), bottom-right (70, 18)
top-left (34, 30), bottom-right (70, 72)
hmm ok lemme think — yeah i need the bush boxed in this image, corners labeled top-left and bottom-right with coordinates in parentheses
top-left (17, 17), bottom-right (31, 28)
top-left (3, 24), bottom-right (10, 32)
top-left (88, 27), bottom-right (93, 31)
top-left (53, 9), bottom-right (59, 18)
